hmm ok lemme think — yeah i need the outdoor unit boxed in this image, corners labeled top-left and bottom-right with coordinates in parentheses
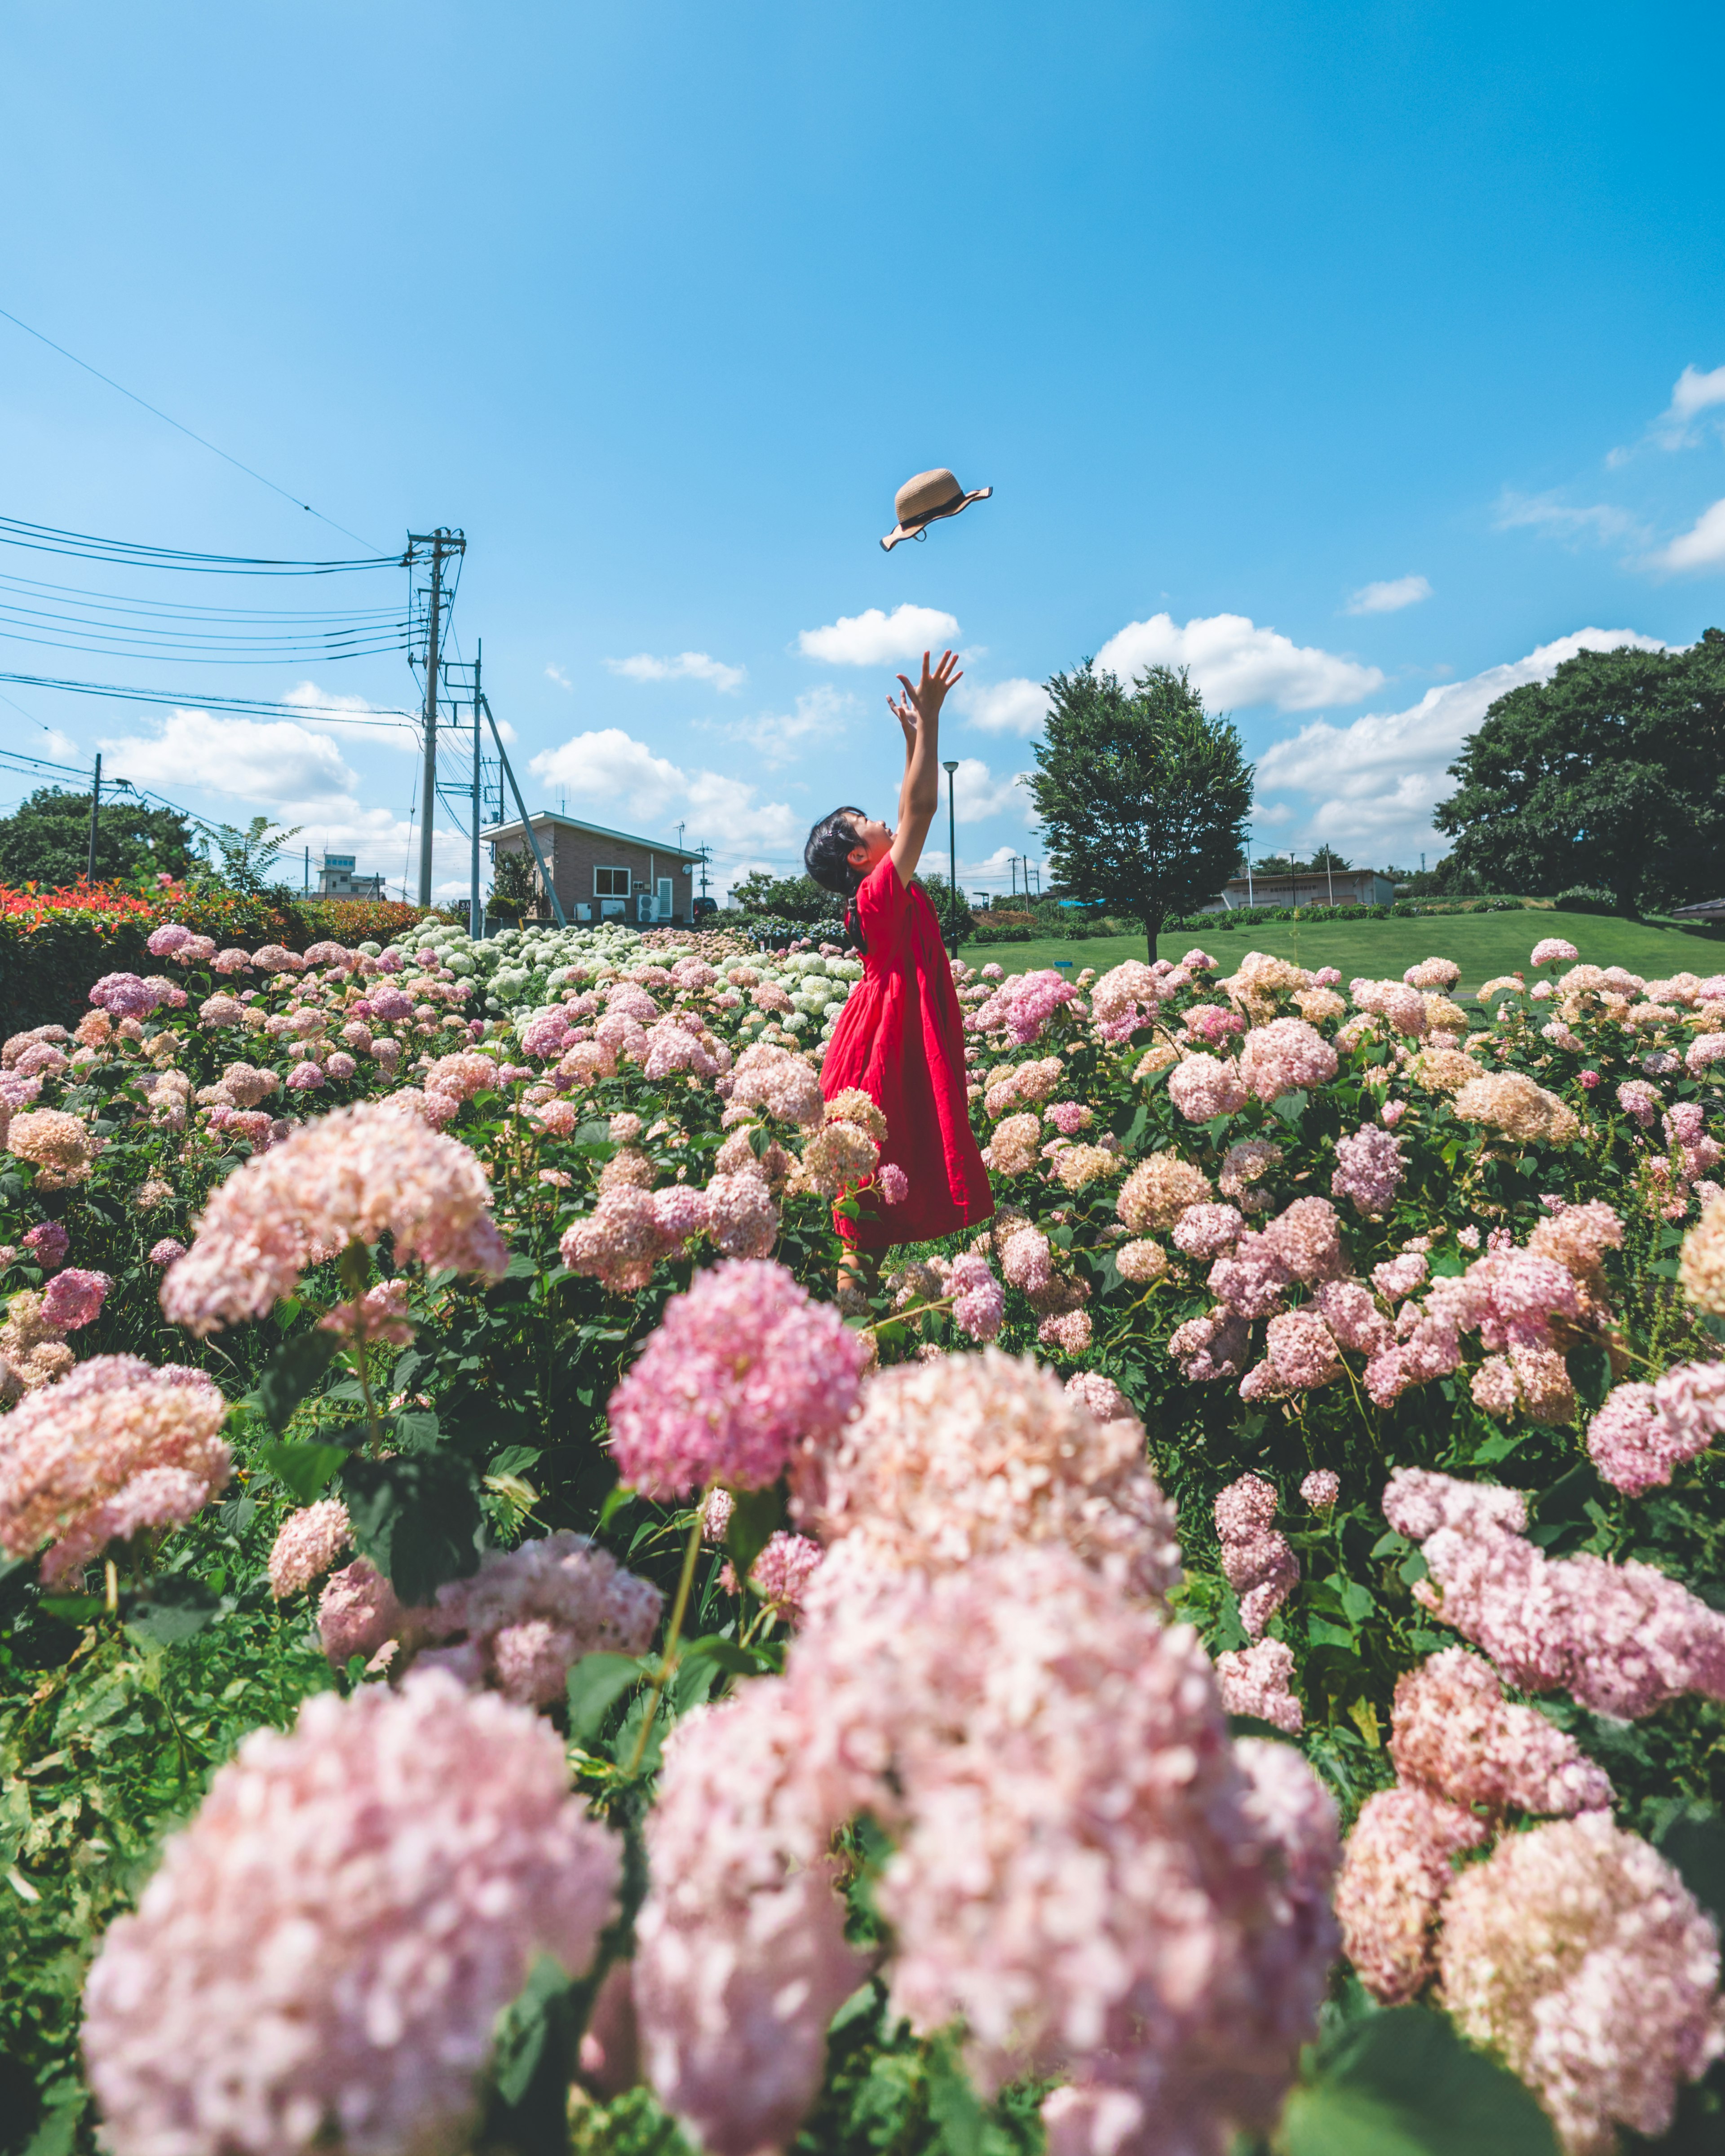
top-left (636, 891), bottom-right (655, 923)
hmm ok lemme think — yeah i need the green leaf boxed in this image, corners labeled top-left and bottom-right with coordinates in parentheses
top-left (923, 2037), bottom-right (986, 2156)
top-left (39, 1594), bottom-right (103, 1626)
top-left (566, 1651), bottom-right (643, 1745)
top-left (256, 1439), bottom-right (348, 1505)
top-left (391, 1409), bottom-right (442, 1454)
top-left (1565, 1341), bottom-right (1611, 1413)
top-left (725, 1484), bottom-right (783, 1584)
top-left (123, 1574), bottom-right (224, 1648)
top-left (488, 1444), bottom-right (543, 1478)
top-left (253, 1330), bottom-right (340, 1434)
top-left (1271, 1086), bottom-right (1309, 1126)
top-left (341, 1453), bottom-right (482, 1604)
top-left (1657, 1807), bottom-right (1725, 1934)
top-left (681, 1633), bottom-right (767, 1677)
top-left (597, 1483), bottom-right (636, 1530)
top-left (1279, 2005), bottom-right (1558, 2156)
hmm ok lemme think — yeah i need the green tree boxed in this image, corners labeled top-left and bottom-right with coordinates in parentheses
top-left (0, 786), bottom-right (199, 888)
top-left (488, 845), bottom-right (540, 924)
top-left (205, 816), bottom-right (301, 896)
top-left (1027, 663), bottom-right (1254, 955)
top-left (1434, 629), bottom-right (1725, 911)
top-left (730, 871), bottom-right (831, 920)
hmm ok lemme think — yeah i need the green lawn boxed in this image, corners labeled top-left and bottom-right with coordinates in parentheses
top-left (971, 914), bottom-right (1724, 997)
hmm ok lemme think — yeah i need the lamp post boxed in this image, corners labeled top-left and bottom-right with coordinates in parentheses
top-left (942, 759), bottom-right (960, 951)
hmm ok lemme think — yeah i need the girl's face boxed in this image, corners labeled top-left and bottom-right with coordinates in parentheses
top-left (845, 815), bottom-right (893, 873)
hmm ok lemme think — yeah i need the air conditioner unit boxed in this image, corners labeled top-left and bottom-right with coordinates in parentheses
top-left (636, 891), bottom-right (655, 923)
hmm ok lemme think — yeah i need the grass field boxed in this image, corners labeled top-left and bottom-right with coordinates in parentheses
top-left (976, 914), bottom-right (1724, 996)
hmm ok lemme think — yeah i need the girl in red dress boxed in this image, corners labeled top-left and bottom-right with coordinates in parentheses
top-left (803, 649), bottom-right (994, 1258)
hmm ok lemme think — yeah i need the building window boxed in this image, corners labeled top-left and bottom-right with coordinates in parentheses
top-left (594, 866), bottom-right (631, 897)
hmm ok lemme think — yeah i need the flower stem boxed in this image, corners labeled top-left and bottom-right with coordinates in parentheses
top-left (625, 1502), bottom-right (705, 1776)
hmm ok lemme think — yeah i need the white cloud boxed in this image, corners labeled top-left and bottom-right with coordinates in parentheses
top-left (1648, 362), bottom-right (1725, 451)
top-left (545, 664), bottom-right (572, 690)
top-left (1254, 627), bottom-right (1668, 855)
top-left (279, 680), bottom-right (426, 755)
top-left (606, 650), bottom-right (746, 693)
top-left (711, 685), bottom-right (850, 769)
top-left (798, 603), bottom-right (961, 667)
top-left (1653, 497), bottom-right (1725, 574)
top-left (953, 676), bottom-right (1050, 736)
top-left (1092, 612), bottom-right (1383, 710)
top-left (1493, 492), bottom-right (1649, 548)
top-left (529, 726), bottom-right (799, 858)
top-left (1344, 574), bottom-right (1432, 616)
top-left (947, 756), bottom-right (1031, 822)
top-left (100, 708), bottom-right (361, 810)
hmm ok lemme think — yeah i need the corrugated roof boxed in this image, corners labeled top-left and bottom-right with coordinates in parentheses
top-left (479, 809), bottom-right (704, 859)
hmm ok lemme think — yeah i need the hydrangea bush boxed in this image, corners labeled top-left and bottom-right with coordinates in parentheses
top-left (4, 919), bottom-right (1725, 2154)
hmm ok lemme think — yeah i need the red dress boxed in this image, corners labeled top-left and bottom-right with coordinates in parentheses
top-left (820, 857), bottom-right (994, 1251)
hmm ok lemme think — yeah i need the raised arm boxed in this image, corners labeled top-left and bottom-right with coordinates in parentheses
top-left (888, 649), bottom-right (961, 882)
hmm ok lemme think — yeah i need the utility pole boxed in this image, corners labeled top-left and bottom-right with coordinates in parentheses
top-left (471, 640), bottom-right (483, 937)
top-left (942, 759), bottom-right (959, 947)
top-left (86, 754), bottom-right (101, 882)
top-left (1325, 849), bottom-right (1334, 905)
top-left (407, 529), bottom-right (465, 908)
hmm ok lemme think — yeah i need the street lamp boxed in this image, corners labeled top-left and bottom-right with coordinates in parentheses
top-left (942, 760), bottom-right (960, 951)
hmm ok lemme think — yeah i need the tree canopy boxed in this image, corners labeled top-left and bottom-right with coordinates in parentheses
top-left (1027, 663), bottom-right (1254, 954)
top-left (1434, 630), bottom-right (1725, 911)
top-left (0, 786), bottom-right (199, 889)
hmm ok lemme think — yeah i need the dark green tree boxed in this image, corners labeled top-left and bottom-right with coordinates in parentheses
top-left (1027, 663), bottom-right (1254, 955)
top-left (487, 845), bottom-right (540, 923)
top-left (0, 786), bottom-right (199, 888)
top-left (205, 816), bottom-right (301, 896)
top-left (730, 871), bottom-right (832, 920)
top-left (1434, 629), bottom-right (1725, 911)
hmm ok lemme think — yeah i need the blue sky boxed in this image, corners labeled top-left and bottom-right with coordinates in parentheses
top-left (2, 0), bottom-right (1722, 902)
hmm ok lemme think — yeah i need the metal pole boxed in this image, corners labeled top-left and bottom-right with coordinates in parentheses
top-left (482, 694), bottom-right (566, 928)
top-left (470, 640), bottom-right (483, 937)
top-left (942, 758), bottom-right (959, 947)
top-left (417, 532), bottom-right (446, 907)
top-left (1246, 843), bottom-right (1254, 908)
top-left (86, 754), bottom-right (101, 881)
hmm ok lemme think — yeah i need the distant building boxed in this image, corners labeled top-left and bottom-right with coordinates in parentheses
top-left (480, 811), bottom-right (705, 925)
top-left (1201, 868), bottom-right (1396, 912)
top-left (318, 853), bottom-right (386, 899)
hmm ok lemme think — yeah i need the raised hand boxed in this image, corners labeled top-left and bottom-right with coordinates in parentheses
top-left (895, 649), bottom-right (963, 727)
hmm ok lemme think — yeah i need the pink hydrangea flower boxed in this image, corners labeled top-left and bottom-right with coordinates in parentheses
top-left (1300, 1469), bottom-right (1340, 1508)
top-left (40, 1266), bottom-right (110, 1330)
top-left (1168, 1052), bottom-right (1250, 1122)
top-left (1215, 1636), bottom-right (1303, 1733)
top-left (606, 1259), bottom-right (868, 1498)
top-left (946, 1253), bottom-right (1005, 1341)
top-left (147, 1238), bottom-right (186, 1267)
top-left (1331, 1123), bottom-right (1405, 1214)
top-left (0, 1356), bottom-right (229, 1585)
top-left (161, 1104), bottom-right (509, 1335)
top-left (267, 1498), bottom-right (353, 1599)
top-left (878, 1161), bottom-right (909, 1205)
top-left (1214, 1473), bottom-right (1298, 1636)
top-left (23, 1220), bottom-right (70, 1271)
top-left (82, 1673), bottom-right (622, 2156)
top-left (1530, 936), bottom-right (1580, 967)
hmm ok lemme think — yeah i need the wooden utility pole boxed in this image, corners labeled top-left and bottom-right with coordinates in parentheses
top-left (86, 754), bottom-right (101, 882)
top-left (407, 529), bottom-right (464, 907)
top-left (470, 640), bottom-right (482, 935)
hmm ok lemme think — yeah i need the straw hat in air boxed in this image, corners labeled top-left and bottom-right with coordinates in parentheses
top-left (880, 468), bottom-right (993, 552)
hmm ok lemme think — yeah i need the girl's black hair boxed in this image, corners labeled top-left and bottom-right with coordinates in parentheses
top-left (805, 806), bottom-right (869, 951)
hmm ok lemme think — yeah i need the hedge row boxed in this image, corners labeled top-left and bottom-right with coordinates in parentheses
top-left (0, 882), bottom-right (445, 1036)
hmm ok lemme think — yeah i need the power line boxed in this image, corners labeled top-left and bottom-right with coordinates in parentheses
top-left (0, 667), bottom-right (419, 731)
top-left (0, 512), bottom-right (399, 577)
top-left (0, 569), bottom-right (405, 620)
top-left (0, 303), bottom-right (381, 549)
